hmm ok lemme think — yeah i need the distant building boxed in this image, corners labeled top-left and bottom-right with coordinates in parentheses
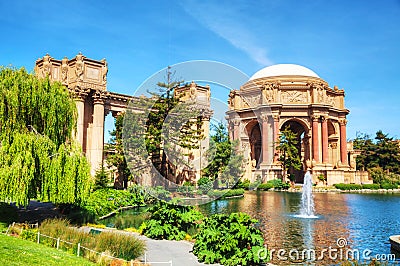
top-left (226, 64), bottom-right (370, 185)
top-left (35, 55), bottom-right (370, 185)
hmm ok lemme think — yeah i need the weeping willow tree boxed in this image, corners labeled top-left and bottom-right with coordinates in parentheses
top-left (0, 67), bottom-right (92, 206)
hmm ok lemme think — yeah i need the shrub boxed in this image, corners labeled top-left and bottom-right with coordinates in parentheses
top-left (380, 182), bottom-right (398, 189)
top-left (198, 177), bottom-right (213, 194)
top-left (207, 189), bottom-right (244, 199)
top-left (257, 183), bottom-right (274, 191)
top-left (267, 179), bottom-right (290, 190)
top-left (96, 231), bottom-right (145, 260)
top-left (146, 186), bottom-right (172, 201)
top-left (193, 212), bottom-right (267, 266)
top-left (141, 201), bottom-right (203, 240)
top-left (369, 167), bottom-right (400, 186)
top-left (361, 184), bottom-right (380, 190)
top-left (223, 188), bottom-right (244, 198)
top-left (82, 188), bottom-right (145, 217)
top-left (234, 179), bottom-right (250, 190)
top-left (334, 184), bottom-right (362, 190)
top-left (177, 181), bottom-right (195, 196)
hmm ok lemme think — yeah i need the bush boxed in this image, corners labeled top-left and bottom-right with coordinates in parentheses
top-left (198, 177), bottom-right (213, 194)
top-left (380, 182), bottom-right (399, 189)
top-left (369, 167), bottom-right (400, 185)
top-left (257, 183), bottom-right (274, 191)
top-left (334, 184), bottom-right (362, 190)
top-left (267, 179), bottom-right (290, 190)
top-left (82, 188), bottom-right (145, 217)
top-left (193, 212), bottom-right (266, 266)
top-left (207, 189), bottom-right (244, 199)
top-left (234, 179), bottom-right (250, 190)
top-left (96, 231), bottom-right (145, 260)
top-left (361, 184), bottom-right (380, 190)
top-left (141, 200), bottom-right (203, 240)
top-left (223, 188), bottom-right (245, 198)
top-left (146, 186), bottom-right (172, 201)
top-left (177, 181), bottom-right (195, 196)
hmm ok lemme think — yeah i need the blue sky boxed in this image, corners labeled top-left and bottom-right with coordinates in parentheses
top-left (1, 0), bottom-right (400, 140)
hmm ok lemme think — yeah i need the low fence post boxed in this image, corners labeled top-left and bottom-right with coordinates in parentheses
top-left (77, 243), bottom-right (81, 257)
top-left (37, 231), bottom-right (40, 244)
top-left (56, 238), bottom-right (60, 249)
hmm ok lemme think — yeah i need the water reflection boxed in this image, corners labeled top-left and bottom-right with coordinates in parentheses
top-left (102, 191), bottom-right (400, 264)
top-left (199, 191), bottom-right (352, 264)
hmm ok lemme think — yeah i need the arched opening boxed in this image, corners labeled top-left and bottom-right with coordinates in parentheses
top-left (280, 120), bottom-right (309, 183)
top-left (249, 123), bottom-right (262, 168)
top-left (328, 120), bottom-right (339, 167)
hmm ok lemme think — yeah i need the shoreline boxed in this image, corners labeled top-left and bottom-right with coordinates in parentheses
top-left (286, 188), bottom-right (400, 194)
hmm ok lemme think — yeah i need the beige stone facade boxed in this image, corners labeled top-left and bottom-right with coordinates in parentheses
top-left (34, 54), bottom-right (211, 181)
top-left (227, 64), bottom-right (371, 185)
top-left (35, 53), bottom-right (137, 176)
top-left (35, 56), bottom-right (369, 185)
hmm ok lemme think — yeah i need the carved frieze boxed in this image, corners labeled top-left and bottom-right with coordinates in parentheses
top-left (242, 94), bottom-right (260, 107)
top-left (282, 90), bottom-right (307, 103)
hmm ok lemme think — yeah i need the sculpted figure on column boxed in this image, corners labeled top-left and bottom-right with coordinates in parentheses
top-left (75, 53), bottom-right (84, 82)
top-left (61, 57), bottom-right (68, 84)
top-left (42, 54), bottom-right (52, 78)
top-left (101, 59), bottom-right (108, 85)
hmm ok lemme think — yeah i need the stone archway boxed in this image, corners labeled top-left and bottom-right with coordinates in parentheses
top-left (280, 119), bottom-right (310, 183)
top-left (249, 123), bottom-right (262, 168)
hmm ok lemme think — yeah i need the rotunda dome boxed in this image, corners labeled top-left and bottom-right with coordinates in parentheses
top-left (249, 64), bottom-right (319, 80)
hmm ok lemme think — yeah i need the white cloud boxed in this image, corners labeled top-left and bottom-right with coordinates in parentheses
top-left (181, 1), bottom-right (273, 66)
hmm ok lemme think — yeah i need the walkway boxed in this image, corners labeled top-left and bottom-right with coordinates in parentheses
top-left (81, 226), bottom-right (220, 266)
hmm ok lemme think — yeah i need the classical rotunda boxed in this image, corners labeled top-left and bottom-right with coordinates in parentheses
top-left (226, 64), bottom-right (370, 185)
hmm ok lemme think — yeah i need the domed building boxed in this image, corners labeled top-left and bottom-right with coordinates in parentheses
top-left (227, 64), bottom-right (369, 185)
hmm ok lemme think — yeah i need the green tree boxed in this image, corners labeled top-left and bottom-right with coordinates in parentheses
top-left (353, 131), bottom-right (400, 174)
top-left (113, 67), bottom-right (204, 186)
top-left (0, 67), bottom-right (91, 206)
top-left (105, 114), bottom-right (131, 188)
top-left (202, 123), bottom-right (244, 188)
top-left (276, 126), bottom-right (302, 182)
top-left (93, 165), bottom-right (109, 190)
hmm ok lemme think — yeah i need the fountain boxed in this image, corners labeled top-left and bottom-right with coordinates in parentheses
top-left (298, 171), bottom-right (318, 218)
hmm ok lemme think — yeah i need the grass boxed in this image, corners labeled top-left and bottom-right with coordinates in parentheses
top-left (0, 233), bottom-right (94, 266)
top-left (36, 219), bottom-right (146, 260)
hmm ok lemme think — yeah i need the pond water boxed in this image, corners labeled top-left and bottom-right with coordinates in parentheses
top-left (199, 191), bottom-right (400, 264)
top-left (103, 191), bottom-right (400, 265)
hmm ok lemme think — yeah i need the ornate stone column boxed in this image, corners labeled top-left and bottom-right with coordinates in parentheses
top-left (90, 90), bottom-right (107, 175)
top-left (339, 118), bottom-right (348, 166)
top-left (72, 88), bottom-right (89, 148)
top-left (261, 114), bottom-right (270, 165)
top-left (233, 118), bottom-right (240, 141)
top-left (321, 116), bottom-right (329, 163)
top-left (312, 115), bottom-right (320, 163)
top-left (273, 114), bottom-right (280, 163)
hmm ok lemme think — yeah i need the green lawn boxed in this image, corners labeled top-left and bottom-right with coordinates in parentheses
top-left (0, 234), bottom-right (95, 266)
